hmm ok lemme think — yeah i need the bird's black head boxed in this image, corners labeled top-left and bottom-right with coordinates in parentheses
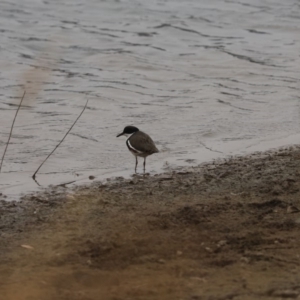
top-left (117, 126), bottom-right (139, 137)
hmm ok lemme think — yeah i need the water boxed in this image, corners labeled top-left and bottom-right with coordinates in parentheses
top-left (0, 0), bottom-right (299, 199)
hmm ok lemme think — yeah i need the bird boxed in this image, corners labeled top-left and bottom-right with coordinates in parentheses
top-left (117, 125), bottom-right (159, 173)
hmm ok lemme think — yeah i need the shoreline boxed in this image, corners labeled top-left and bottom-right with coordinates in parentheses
top-left (2, 132), bottom-right (300, 201)
top-left (1, 144), bottom-right (300, 299)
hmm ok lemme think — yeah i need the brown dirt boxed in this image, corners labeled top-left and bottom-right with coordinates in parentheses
top-left (1, 146), bottom-right (300, 300)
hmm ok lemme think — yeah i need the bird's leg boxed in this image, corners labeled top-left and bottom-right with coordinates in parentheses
top-left (143, 157), bottom-right (146, 174)
top-left (135, 156), bottom-right (138, 173)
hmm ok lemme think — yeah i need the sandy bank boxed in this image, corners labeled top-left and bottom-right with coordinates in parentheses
top-left (1, 145), bottom-right (300, 300)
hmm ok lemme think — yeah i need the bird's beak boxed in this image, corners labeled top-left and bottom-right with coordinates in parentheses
top-left (116, 132), bottom-right (124, 137)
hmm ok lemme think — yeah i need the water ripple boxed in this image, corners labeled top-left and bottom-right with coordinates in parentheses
top-left (0, 0), bottom-right (299, 199)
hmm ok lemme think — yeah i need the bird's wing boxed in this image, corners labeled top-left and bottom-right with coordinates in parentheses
top-left (129, 131), bottom-right (159, 154)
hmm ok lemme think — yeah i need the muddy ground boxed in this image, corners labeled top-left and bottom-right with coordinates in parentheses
top-left (1, 146), bottom-right (300, 300)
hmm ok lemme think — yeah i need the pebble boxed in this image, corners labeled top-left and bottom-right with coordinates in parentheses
top-left (158, 259), bottom-right (166, 264)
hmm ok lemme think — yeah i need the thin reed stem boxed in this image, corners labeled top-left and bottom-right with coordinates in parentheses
top-left (32, 99), bottom-right (89, 180)
top-left (0, 91), bottom-right (26, 173)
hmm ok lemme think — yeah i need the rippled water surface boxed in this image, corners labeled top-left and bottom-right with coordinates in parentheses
top-left (0, 0), bottom-right (299, 199)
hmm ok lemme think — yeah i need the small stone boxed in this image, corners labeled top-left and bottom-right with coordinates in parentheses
top-left (217, 240), bottom-right (227, 248)
top-left (240, 256), bottom-right (250, 264)
top-left (287, 204), bottom-right (300, 214)
top-left (66, 194), bottom-right (75, 200)
top-left (176, 251), bottom-right (183, 256)
top-left (158, 259), bottom-right (166, 264)
top-left (89, 176), bottom-right (95, 180)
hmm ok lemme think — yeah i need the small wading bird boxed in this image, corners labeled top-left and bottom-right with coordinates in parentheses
top-left (117, 126), bottom-right (159, 173)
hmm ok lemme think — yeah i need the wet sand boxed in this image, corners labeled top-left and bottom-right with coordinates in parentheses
top-left (1, 145), bottom-right (300, 300)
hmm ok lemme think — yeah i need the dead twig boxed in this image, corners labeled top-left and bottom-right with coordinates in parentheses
top-left (57, 180), bottom-right (76, 187)
top-left (0, 91), bottom-right (26, 173)
top-left (32, 99), bottom-right (89, 181)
